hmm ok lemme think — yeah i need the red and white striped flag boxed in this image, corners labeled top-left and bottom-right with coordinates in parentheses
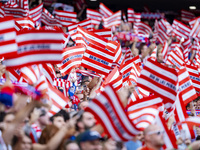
top-left (86, 8), bottom-right (102, 25)
top-left (172, 19), bottom-right (191, 40)
top-left (180, 117), bottom-right (200, 127)
top-left (41, 8), bottom-right (60, 27)
top-left (127, 95), bottom-right (163, 130)
top-left (103, 10), bottom-right (121, 29)
top-left (42, 63), bottom-right (56, 85)
top-left (29, 3), bottom-right (43, 23)
top-left (99, 2), bottom-right (113, 18)
top-left (181, 10), bottom-right (195, 23)
top-left (162, 41), bottom-right (169, 62)
top-left (150, 46), bottom-right (157, 61)
top-left (186, 65), bottom-right (200, 92)
top-left (58, 45), bottom-right (85, 76)
top-left (189, 16), bottom-right (200, 28)
top-left (47, 83), bottom-right (70, 116)
top-left (54, 10), bottom-right (77, 27)
top-left (101, 66), bottom-right (122, 92)
top-left (4, 5), bottom-right (29, 18)
top-left (183, 47), bottom-right (189, 65)
top-left (76, 69), bottom-right (101, 77)
top-left (156, 112), bottom-right (178, 149)
top-left (8, 69), bottom-right (20, 82)
top-left (189, 19), bottom-right (200, 39)
top-left (136, 22), bottom-right (152, 37)
top-left (4, 29), bottom-right (64, 69)
top-left (137, 58), bottom-right (178, 106)
top-left (0, 4), bottom-right (5, 18)
top-left (177, 67), bottom-right (197, 105)
top-left (20, 64), bottom-right (43, 85)
top-left (157, 19), bottom-right (171, 44)
top-left (0, 17), bottom-right (18, 59)
top-left (92, 28), bottom-right (112, 41)
top-left (68, 19), bottom-right (92, 41)
top-left (81, 43), bottom-right (114, 76)
top-left (85, 84), bottom-right (140, 141)
top-left (17, 0), bottom-right (28, 9)
top-left (173, 93), bottom-right (196, 140)
top-left (15, 17), bottom-right (35, 29)
top-left (166, 50), bottom-right (185, 69)
top-left (129, 86), bottom-right (150, 102)
top-left (76, 26), bottom-right (108, 49)
top-left (127, 8), bottom-right (134, 23)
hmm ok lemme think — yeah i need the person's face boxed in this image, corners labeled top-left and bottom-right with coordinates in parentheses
top-left (20, 136), bottom-right (32, 150)
top-left (3, 114), bottom-right (15, 127)
top-left (147, 127), bottom-right (164, 147)
top-left (38, 108), bottom-right (50, 126)
top-left (157, 52), bottom-right (163, 63)
top-left (53, 116), bottom-right (65, 129)
top-left (136, 131), bottom-right (144, 142)
top-left (80, 140), bottom-right (102, 150)
top-left (80, 101), bottom-right (89, 110)
top-left (65, 143), bottom-right (80, 150)
top-left (82, 112), bottom-right (95, 129)
top-left (141, 45), bottom-right (148, 57)
top-left (76, 93), bottom-right (84, 101)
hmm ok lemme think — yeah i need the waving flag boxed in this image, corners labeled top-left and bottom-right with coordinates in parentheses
top-left (181, 10), bottom-right (195, 23)
top-left (92, 28), bottom-right (112, 41)
top-left (177, 67), bottom-right (197, 105)
top-left (86, 8), bottom-right (102, 25)
top-left (137, 58), bottom-right (178, 108)
top-left (4, 29), bottom-right (64, 68)
top-left (20, 64), bottom-right (43, 85)
top-left (156, 112), bottom-right (178, 149)
top-left (136, 22), bottom-right (152, 37)
top-left (103, 11), bottom-right (121, 29)
top-left (166, 50), bottom-right (185, 69)
top-left (173, 93), bottom-right (196, 140)
top-left (150, 46), bottom-right (157, 61)
top-left (129, 86), bottom-right (150, 102)
top-left (8, 69), bottom-right (20, 82)
top-left (186, 65), bottom-right (200, 92)
top-left (29, 3), bottom-right (43, 23)
top-left (86, 84), bottom-right (140, 141)
top-left (58, 45), bottom-right (85, 76)
top-left (172, 19), bottom-right (191, 40)
top-left (161, 41), bottom-right (169, 62)
top-left (47, 83), bottom-right (70, 116)
top-left (15, 17), bottom-right (35, 29)
top-left (41, 8), bottom-right (60, 27)
top-left (157, 19), bottom-right (171, 44)
top-left (189, 19), bottom-right (200, 39)
top-left (76, 69), bottom-right (101, 77)
top-left (99, 2), bottom-right (113, 18)
top-left (189, 16), bottom-right (200, 28)
top-left (68, 19), bottom-right (92, 40)
top-left (76, 26), bottom-right (108, 48)
top-left (127, 8), bottom-right (134, 23)
top-left (42, 64), bottom-right (56, 85)
top-left (81, 43), bottom-right (114, 76)
top-left (54, 10), bottom-right (77, 27)
top-left (4, 5), bottom-right (29, 18)
top-left (127, 95), bottom-right (162, 130)
top-left (0, 17), bottom-right (18, 58)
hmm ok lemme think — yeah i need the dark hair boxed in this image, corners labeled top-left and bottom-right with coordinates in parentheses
top-left (50, 113), bottom-right (64, 123)
top-left (64, 140), bottom-right (79, 150)
top-left (58, 109), bottom-right (70, 122)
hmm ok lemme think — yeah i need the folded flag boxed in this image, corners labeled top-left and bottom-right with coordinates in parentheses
top-left (15, 17), bottom-right (35, 29)
top-left (127, 8), bottom-right (134, 23)
top-left (41, 8), bottom-right (60, 27)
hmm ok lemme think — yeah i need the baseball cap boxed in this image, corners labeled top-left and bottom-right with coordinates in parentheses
top-left (76, 130), bottom-right (103, 144)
